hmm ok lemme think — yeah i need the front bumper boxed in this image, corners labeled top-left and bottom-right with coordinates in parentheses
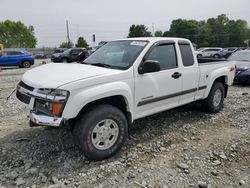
top-left (15, 81), bottom-right (68, 127)
top-left (30, 112), bottom-right (64, 127)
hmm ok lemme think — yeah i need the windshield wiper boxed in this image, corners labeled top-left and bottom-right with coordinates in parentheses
top-left (90, 63), bottom-right (112, 68)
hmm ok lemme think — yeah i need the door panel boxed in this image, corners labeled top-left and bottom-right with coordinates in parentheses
top-left (134, 42), bottom-right (182, 119)
top-left (135, 68), bottom-right (182, 119)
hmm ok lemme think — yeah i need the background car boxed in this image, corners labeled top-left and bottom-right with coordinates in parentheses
top-left (0, 49), bottom-right (34, 68)
top-left (196, 47), bottom-right (223, 58)
top-left (219, 47), bottom-right (247, 59)
top-left (228, 50), bottom-right (250, 84)
top-left (219, 47), bottom-right (238, 58)
top-left (34, 52), bottom-right (46, 59)
top-left (51, 48), bottom-right (86, 63)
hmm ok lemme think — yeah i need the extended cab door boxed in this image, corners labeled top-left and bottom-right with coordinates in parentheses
top-left (178, 41), bottom-right (200, 104)
top-left (134, 41), bottom-right (182, 119)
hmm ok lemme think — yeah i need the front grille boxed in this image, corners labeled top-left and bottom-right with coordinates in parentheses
top-left (18, 81), bottom-right (34, 91)
top-left (16, 90), bottom-right (31, 104)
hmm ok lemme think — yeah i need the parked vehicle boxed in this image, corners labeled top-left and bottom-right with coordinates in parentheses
top-left (0, 49), bottom-right (34, 68)
top-left (53, 49), bottom-right (65, 54)
top-left (220, 47), bottom-right (247, 59)
top-left (34, 52), bottom-right (46, 59)
top-left (219, 47), bottom-right (238, 58)
top-left (51, 48), bottom-right (86, 63)
top-left (15, 38), bottom-right (235, 160)
top-left (228, 50), bottom-right (250, 84)
top-left (196, 48), bottom-right (223, 58)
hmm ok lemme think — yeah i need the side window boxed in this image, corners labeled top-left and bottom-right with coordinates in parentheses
top-left (179, 44), bottom-right (194, 67)
top-left (145, 44), bottom-right (177, 70)
top-left (11, 51), bottom-right (22, 55)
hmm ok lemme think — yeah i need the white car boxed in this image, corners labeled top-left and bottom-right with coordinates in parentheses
top-left (15, 38), bottom-right (235, 160)
top-left (196, 47), bottom-right (223, 58)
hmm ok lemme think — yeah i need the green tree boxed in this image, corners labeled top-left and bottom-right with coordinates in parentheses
top-left (154, 30), bottom-right (163, 37)
top-left (227, 19), bottom-right (250, 47)
top-left (75, 37), bottom-right (89, 48)
top-left (162, 14), bottom-right (250, 48)
top-left (59, 41), bottom-right (73, 48)
top-left (128, 24), bottom-right (152, 38)
top-left (0, 20), bottom-right (37, 48)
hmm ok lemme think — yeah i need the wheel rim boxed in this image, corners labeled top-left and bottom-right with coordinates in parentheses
top-left (23, 62), bottom-right (30, 68)
top-left (213, 89), bottom-right (222, 107)
top-left (91, 119), bottom-right (119, 150)
top-left (62, 59), bottom-right (67, 63)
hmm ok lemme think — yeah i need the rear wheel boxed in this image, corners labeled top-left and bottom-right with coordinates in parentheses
top-left (21, 61), bottom-right (31, 68)
top-left (73, 104), bottom-right (128, 161)
top-left (213, 54), bottom-right (220, 59)
top-left (202, 82), bottom-right (225, 113)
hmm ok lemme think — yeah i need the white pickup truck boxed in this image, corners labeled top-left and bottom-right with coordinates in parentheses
top-left (15, 38), bottom-right (235, 160)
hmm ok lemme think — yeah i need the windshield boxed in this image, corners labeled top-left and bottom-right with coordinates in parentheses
top-left (62, 49), bottom-right (71, 54)
top-left (83, 40), bottom-right (148, 70)
top-left (228, 51), bottom-right (250, 61)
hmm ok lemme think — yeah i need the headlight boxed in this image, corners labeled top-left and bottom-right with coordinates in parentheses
top-left (36, 89), bottom-right (69, 101)
top-left (54, 54), bottom-right (61, 57)
top-left (34, 89), bottom-right (70, 117)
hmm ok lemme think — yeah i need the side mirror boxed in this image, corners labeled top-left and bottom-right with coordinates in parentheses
top-left (138, 60), bottom-right (160, 74)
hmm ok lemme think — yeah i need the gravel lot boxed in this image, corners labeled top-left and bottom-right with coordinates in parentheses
top-left (0, 62), bottom-right (249, 188)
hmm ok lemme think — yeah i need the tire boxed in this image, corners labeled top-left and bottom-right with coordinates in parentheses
top-left (73, 104), bottom-right (128, 161)
top-left (202, 82), bottom-right (225, 113)
top-left (197, 54), bottom-right (202, 58)
top-left (213, 54), bottom-right (220, 59)
top-left (21, 61), bottom-right (31, 68)
top-left (62, 58), bottom-right (68, 63)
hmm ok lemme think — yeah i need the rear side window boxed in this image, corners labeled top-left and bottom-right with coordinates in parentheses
top-left (145, 44), bottom-right (177, 70)
top-left (179, 44), bottom-right (194, 67)
top-left (6, 51), bottom-right (23, 56)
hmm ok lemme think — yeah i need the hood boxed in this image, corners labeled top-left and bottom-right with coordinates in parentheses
top-left (22, 63), bottom-right (120, 89)
top-left (52, 53), bottom-right (62, 56)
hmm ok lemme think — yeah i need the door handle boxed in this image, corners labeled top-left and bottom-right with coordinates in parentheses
top-left (172, 72), bottom-right (182, 79)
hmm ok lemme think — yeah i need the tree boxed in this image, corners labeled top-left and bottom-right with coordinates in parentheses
top-left (161, 14), bottom-right (250, 48)
top-left (128, 24), bottom-right (152, 38)
top-left (59, 41), bottom-right (73, 48)
top-left (154, 30), bottom-right (163, 37)
top-left (75, 37), bottom-right (89, 48)
top-left (0, 20), bottom-right (37, 48)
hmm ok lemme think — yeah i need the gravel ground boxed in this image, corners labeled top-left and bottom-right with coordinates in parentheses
top-left (0, 64), bottom-right (249, 188)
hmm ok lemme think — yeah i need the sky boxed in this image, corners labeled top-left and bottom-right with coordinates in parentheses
top-left (1, 0), bottom-right (250, 47)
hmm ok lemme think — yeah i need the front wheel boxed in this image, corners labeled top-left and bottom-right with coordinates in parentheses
top-left (202, 82), bottom-right (225, 113)
top-left (62, 58), bottom-right (68, 63)
top-left (73, 105), bottom-right (128, 161)
top-left (197, 54), bottom-right (202, 58)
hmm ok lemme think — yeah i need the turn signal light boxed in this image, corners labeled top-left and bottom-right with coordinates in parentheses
top-left (52, 103), bottom-right (63, 116)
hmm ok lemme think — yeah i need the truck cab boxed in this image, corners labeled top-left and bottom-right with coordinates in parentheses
top-left (15, 38), bottom-right (235, 160)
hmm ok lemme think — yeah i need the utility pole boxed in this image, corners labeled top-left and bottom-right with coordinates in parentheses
top-left (77, 24), bottom-right (79, 39)
top-left (152, 23), bottom-right (155, 36)
top-left (66, 20), bottom-right (70, 48)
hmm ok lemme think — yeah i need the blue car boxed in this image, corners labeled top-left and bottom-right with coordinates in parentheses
top-left (0, 49), bottom-right (35, 68)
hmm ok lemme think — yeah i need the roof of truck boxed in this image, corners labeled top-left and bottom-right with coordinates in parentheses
top-left (113, 37), bottom-right (190, 42)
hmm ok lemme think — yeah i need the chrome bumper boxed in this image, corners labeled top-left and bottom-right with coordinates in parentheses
top-left (30, 112), bottom-right (63, 127)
